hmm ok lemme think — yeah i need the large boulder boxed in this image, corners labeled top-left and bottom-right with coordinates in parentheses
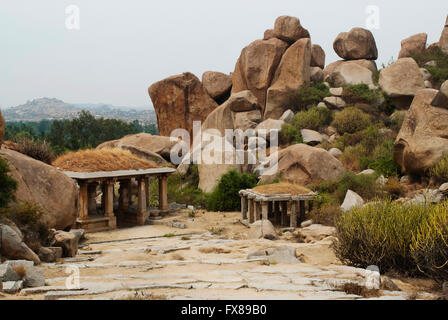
top-left (310, 67), bottom-right (324, 84)
top-left (394, 88), bottom-right (448, 174)
top-left (0, 224), bottom-right (40, 264)
top-left (379, 58), bottom-right (425, 100)
top-left (50, 230), bottom-right (78, 257)
top-left (440, 15), bottom-right (448, 55)
top-left (333, 28), bottom-right (378, 60)
top-left (202, 71), bottom-right (232, 102)
top-left (0, 110), bottom-right (4, 145)
top-left (232, 110), bottom-right (262, 132)
top-left (398, 33), bottom-right (427, 59)
top-left (341, 190), bottom-right (365, 212)
top-left (273, 16), bottom-right (310, 43)
top-left (259, 144), bottom-right (345, 185)
top-left (97, 133), bottom-right (181, 163)
top-left (264, 38), bottom-right (311, 119)
top-left (328, 62), bottom-right (373, 87)
top-left (231, 38), bottom-right (288, 110)
top-left (431, 80), bottom-right (448, 108)
top-left (148, 72), bottom-right (218, 137)
top-left (324, 59), bottom-right (377, 82)
top-left (311, 44), bottom-right (325, 69)
top-left (0, 149), bottom-right (78, 230)
top-left (248, 220), bottom-right (277, 240)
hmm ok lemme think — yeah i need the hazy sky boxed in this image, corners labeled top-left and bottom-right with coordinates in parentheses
top-left (1, 0), bottom-right (447, 109)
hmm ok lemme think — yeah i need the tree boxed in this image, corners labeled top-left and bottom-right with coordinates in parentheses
top-left (0, 157), bottom-right (18, 208)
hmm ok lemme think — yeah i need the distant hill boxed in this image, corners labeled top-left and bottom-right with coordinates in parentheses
top-left (2, 98), bottom-right (157, 124)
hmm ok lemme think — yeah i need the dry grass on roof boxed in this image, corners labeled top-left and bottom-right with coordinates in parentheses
top-left (52, 148), bottom-right (158, 172)
top-left (252, 182), bottom-right (312, 195)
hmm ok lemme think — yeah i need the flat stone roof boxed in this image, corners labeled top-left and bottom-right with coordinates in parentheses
top-left (63, 167), bottom-right (176, 180)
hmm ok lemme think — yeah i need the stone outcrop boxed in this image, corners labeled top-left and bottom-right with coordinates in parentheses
top-left (394, 88), bottom-right (448, 174)
top-left (248, 220), bottom-right (277, 240)
top-left (398, 33), bottom-right (427, 58)
top-left (259, 144), bottom-right (345, 185)
top-left (231, 38), bottom-right (288, 110)
top-left (439, 15), bottom-right (448, 54)
top-left (148, 72), bottom-right (218, 136)
top-left (324, 60), bottom-right (377, 82)
top-left (97, 133), bottom-right (183, 163)
top-left (328, 62), bottom-right (373, 87)
top-left (264, 38), bottom-right (311, 119)
top-left (0, 149), bottom-right (78, 230)
top-left (431, 80), bottom-right (448, 108)
top-left (333, 28), bottom-right (378, 60)
top-left (50, 230), bottom-right (78, 257)
top-left (310, 67), bottom-right (324, 84)
top-left (341, 190), bottom-right (365, 212)
top-left (202, 71), bottom-right (232, 102)
top-left (311, 44), bottom-right (325, 68)
top-left (273, 16), bottom-right (309, 43)
top-left (263, 29), bottom-right (275, 40)
top-left (0, 224), bottom-right (41, 264)
top-left (379, 58), bottom-right (425, 102)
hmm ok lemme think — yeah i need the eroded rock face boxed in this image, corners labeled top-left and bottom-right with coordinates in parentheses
top-left (264, 38), bottom-right (311, 119)
top-left (310, 67), bottom-right (324, 84)
top-left (97, 133), bottom-right (182, 163)
top-left (311, 44), bottom-right (325, 69)
top-left (148, 72), bottom-right (218, 137)
top-left (440, 15), bottom-right (448, 54)
top-left (273, 16), bottom-right (310, 43)
top-left (0, 149), bottom-right (78, 231)
top-left (394, 88), bottom-right (448, 174)
top-left (431, 80), bottom-right (448, 108)
top-left (379, 58), bottom-right (425, 98)
top-left (202, 71), bottom-right (232, 102)
top-left (398, 33), bottom-right (427, 59)
top-left (333, 28), bottom-right (378, 60)
top-left (259, 144), bottom-right (344, 185)
top-left (231, 38), bottom-right (288, 110)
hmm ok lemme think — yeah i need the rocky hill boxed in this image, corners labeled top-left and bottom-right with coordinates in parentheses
top-left (2, 97), bottom-right (157, 124)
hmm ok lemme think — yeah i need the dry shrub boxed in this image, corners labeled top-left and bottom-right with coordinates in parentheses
top-left (52, 148), bottom-right (158, 172)
top-left (252, 182), bottom-right (312, 195)
top-left (14, 137), bottom-right (55, 164)
top-left (338, 282), bottom-right (381, 298)
top-left (199, 247), bottom-right (231, 254)
top-left (12, 265), bottom-right (26, 279)
top-left (310, 204), bottom-right (342, 227)
top-left (429, 155), bottom-right (448, 183)
top-left (385, 177), bottom-right (403, 198)
top-left (331, 107), bottom-right (371, 135)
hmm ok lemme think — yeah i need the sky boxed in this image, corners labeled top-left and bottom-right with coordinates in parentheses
top-left (1, 0), bottom-right (447, 109)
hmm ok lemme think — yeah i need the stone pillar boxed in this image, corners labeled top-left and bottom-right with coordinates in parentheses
top-left (101, 183), bottom-right (106, 212)
top-left (299, 200), bottom-right (306, 224)
top-left (145, 177), bottom-right (150, 208)
top-left (248, 199), bottom-right (255, 223)
top-left (241, 195), bottom-right (247, 220)
top-left (261, 202), bottom-right (269, 220)
top-left (136, 178), bottom-right (147, 225)
top-left (158, 175), bottom-right (168, 213)
top-left (78, 181), bottom-right (88, 220)
top-left (274, 201), bottom-right (280, 225)
top-left (87, 183), bottom-right (98, 215)
top-left (280, 201), bottom-right (288, 226)
top-left (119, 180), bottom-right (130, 212)
top-left (254, 202), bottom-right (261, 221)
top-left (290, 201), bottom-right (298, 228)
top-left (104, 180), bottom-right (117, 229)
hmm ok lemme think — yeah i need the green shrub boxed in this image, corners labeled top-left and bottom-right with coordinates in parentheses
top-left (289, 83), bottom-right (330, 111)
top-left (412, 47), bottom-right (448, 85)
top-left (429, 155), bottom-right (448, 182)
top-left (293, 106), bottom-right (333, 131)
top-left (206, 170), bottom-right (257, 212)
top-left (331, 107), bottom-right (371, 134)
top-left (14, 137), bottom-right (55, 164)
top-left (279, 122), bottom-right (302, 146)
top-left (334, 199), bottom-right (432, 273)
top-left (343, 84), bottom-right (382, 104)
top-left (411, 203), bottom-right (448, 281)
top-left (0, 157), bottom-right (18, 208)
top-left (310, 171), bottom-right (382, 204)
